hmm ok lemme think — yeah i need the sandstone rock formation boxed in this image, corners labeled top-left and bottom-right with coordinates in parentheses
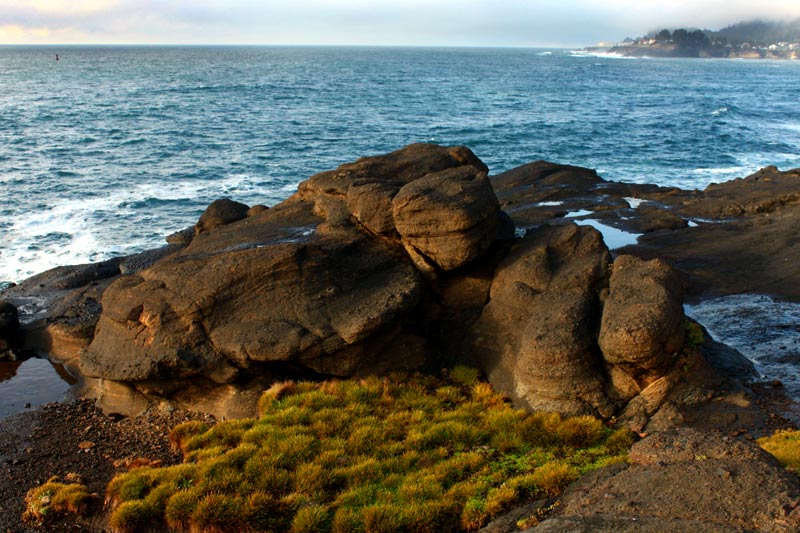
top-left (194, 198), bottom-right (250, 234)
top-left (1, 143), bottom-right (786, 426)
top-left (533, 428), bottom-right (800, 532)
top-left (73, 144), bottom-right (502, 415)
top-left (600, 255), bottom-right (685, 382)
top-left (469, 224), bottom-right (613, 417)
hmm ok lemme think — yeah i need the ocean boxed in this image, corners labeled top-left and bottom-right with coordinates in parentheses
top-left (2, 46), bottom-right (800, 416)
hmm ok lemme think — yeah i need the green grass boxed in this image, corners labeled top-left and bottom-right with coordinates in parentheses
top-left (105, 366), bottom-right (632, 532)
top-left (23, 476), bottom-right (91, 524)
top-left (758, 429), bottom-right (800, 472)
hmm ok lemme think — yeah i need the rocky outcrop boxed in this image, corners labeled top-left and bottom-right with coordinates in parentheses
top-left (392, 166), bottom-right (500, 271)
top-left (194, 198), bottom-right (250, 234)
top-left (77, 144), bottom-right (499, 403)
top-left (600, 255), bottom-right (685, 380)
top-left (4, 143), bottom-right (791, 426)
top-left (534, 428), bottom-right (800, 532)
top-left (470, 224), bottom-right (613, 417)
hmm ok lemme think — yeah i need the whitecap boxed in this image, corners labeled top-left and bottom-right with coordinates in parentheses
top-left (0, 172), bottom-right (276, 283)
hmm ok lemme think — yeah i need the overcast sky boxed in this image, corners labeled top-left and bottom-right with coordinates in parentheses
top-left (2, 0), bottom-right (800, 46)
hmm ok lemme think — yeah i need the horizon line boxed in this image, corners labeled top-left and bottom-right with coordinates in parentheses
top-left (0, 42), bottom-right (586, 49)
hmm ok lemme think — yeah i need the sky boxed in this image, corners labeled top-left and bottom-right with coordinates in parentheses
top-left (1, 0), bottom-right (800, 47)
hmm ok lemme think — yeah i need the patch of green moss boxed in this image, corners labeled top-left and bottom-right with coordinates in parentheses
top-left (685, 319), bottom-right (705, 346)
top-left (107, 371), bottom-right (633, 531)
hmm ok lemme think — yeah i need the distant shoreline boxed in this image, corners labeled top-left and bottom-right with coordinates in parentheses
top-left (585, 43), bottom-right (800, 60)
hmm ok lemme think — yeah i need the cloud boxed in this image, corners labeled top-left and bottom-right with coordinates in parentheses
top-left (0, 0), bottom-right (799, 45)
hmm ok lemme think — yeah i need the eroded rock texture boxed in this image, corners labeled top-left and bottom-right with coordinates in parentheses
top-left (3, 142), bottom-right (779, 425)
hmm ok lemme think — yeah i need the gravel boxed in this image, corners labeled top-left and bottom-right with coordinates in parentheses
top-left (0, 399), bottom-right (215, 532)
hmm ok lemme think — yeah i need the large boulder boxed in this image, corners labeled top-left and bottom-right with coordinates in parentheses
top-left (599, 255), bottom-right (685, 380)
top-left (195, 198), bottom-right (250, 234)
top-left (80, 144), bottom-right (499, 389)
top-left (469, 224), bottom-right (614, 417)
top-left (392, 166), bottom-right (500, 271)
top-left (81, 204), bottom-right (424, 383)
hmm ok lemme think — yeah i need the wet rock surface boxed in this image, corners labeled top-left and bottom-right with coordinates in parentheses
top-left (0, 301), bottom-right (19, 360)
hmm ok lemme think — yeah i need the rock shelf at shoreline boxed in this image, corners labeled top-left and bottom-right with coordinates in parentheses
top-left (2, 144), bottom-right (800, 425)
top-left (2, 143), bottom-right (800, 530)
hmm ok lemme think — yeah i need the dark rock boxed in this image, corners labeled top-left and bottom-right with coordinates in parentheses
top-left (119, 244), bottom-right (183, 275)
top-left (347, 181), bottom-right (401, 235)
top-left (536, 428), bottom-right (800, 532)
top-left (165, 227), bottom-right (194, 245)
top-left (0, 300), bottom-right (19, 359)
top-left (0, 301), bottom-right (19, 337)
top-left (195, 198), bottom-right (250, 234)
top-left (298, 143), bottom-right (488, 198)
top-left (81, 218), bottom-right (424, 383)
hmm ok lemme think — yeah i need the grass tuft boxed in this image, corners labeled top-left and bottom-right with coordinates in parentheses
top-left (23, 477), bottom-right (91, 524)
top-left (105, 367), bottom-right (631, 531)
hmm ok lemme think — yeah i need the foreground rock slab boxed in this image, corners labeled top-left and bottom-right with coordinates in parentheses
top-left (533, 428), bottom-right (800, 532)
top-left (530, 428), bottom-right (800, 533)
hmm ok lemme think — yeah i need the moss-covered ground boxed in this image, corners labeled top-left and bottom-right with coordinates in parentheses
top-left (104, 367), bottom-right (633, 532)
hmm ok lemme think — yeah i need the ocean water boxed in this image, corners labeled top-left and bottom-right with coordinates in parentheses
top-left (2, 46), bottom-right (800, 284)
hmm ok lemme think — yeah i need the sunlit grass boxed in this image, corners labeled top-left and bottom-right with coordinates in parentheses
top-left (758, 429), bottom-right (800, 472)
top-left (23, 476), bottom-right (91, 524)
top-left (105, 367), bottom-right (632, 532)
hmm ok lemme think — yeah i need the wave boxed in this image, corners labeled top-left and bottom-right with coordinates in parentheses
top-left (0, 172), bottom-right (273, 283)
top-left (567, 50), bottom-right (637, 60)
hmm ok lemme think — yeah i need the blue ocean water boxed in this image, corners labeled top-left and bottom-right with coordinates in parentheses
top-left (1, 45), bottom-right (800, 284)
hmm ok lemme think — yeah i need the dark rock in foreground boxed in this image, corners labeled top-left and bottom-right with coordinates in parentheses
top-left (0, 300), bottom-right (19, 360)
top-left (2, 143), bottom-right (799, 429)
top-left (533, 428), bottom-right (800, 532)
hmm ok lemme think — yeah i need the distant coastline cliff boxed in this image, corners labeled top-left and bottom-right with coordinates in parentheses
top-left (587, 19), bottom-right (800, 59)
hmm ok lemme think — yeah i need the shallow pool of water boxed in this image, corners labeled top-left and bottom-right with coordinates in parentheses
top-left (0, 357), bottom-right (76, 418)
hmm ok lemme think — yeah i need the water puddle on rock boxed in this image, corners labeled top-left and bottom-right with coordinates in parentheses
top-left (0, 358), bottom-right (76, 418)
top-left (686, 294), bottom-right (800, 401)
top-left (574, 219), bottom-right (641, 250)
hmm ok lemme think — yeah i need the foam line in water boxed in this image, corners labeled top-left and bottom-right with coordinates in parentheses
top-left (0, 172), bottom-right (275, 283)
top-left (623, 197), bottom-right (648, 209)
